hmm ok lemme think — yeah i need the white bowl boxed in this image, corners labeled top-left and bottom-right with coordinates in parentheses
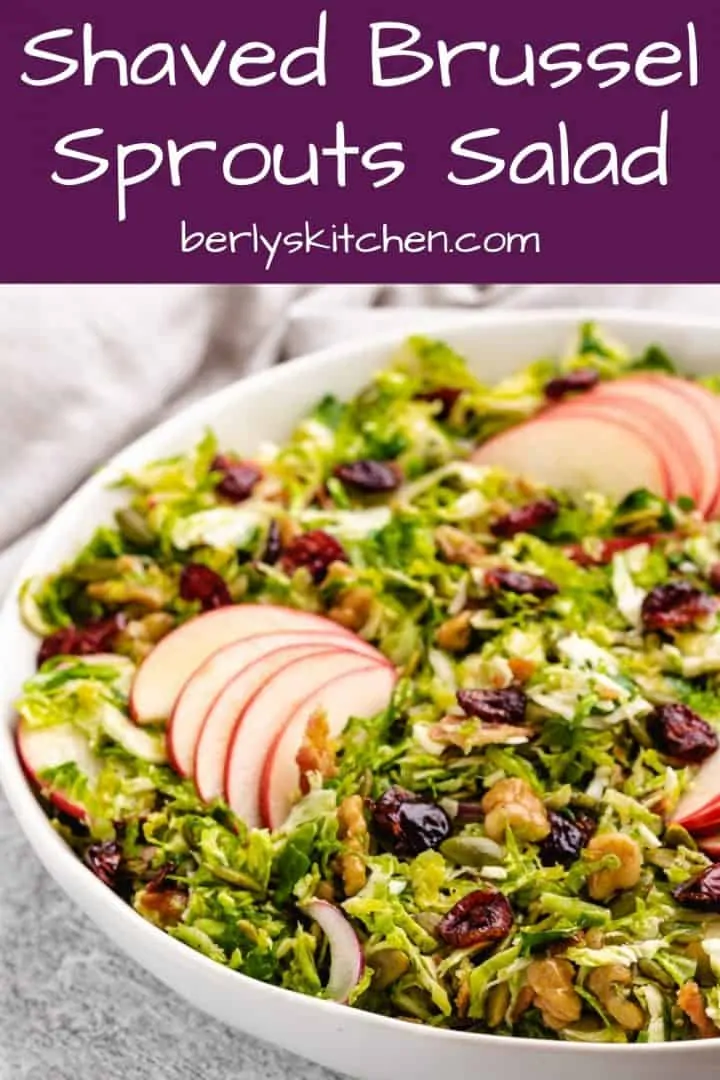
top-left (3, 308), bottom-right (720, 1080)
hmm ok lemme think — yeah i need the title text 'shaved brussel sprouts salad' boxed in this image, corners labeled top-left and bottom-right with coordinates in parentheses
top-left (16, 324), bottom-right (720, 1043)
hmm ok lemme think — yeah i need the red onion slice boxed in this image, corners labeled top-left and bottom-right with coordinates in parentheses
top-left (303, 899), bottom-right (364, 1002)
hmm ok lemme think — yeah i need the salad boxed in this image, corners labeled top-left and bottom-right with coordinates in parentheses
top-left (15, 323), bottom-right (720, 1044)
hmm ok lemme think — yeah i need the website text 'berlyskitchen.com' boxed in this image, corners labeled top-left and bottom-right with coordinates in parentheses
top-left (180, 220), bottom-right (541, 270)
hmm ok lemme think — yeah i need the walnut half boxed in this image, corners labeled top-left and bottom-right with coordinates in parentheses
top-left (586, 965), bottom-right (645, 1031)
top-left (585, 832), bottom-right (643, 901)
top-left (481, 777), bottom-right (550, 843)
top-left (335, 795), bottom-right (369, 897)
top-left (525, 958), bottom-right (582, 1031)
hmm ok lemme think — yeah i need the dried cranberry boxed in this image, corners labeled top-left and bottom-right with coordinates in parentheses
top-left (490, 498), bottom-right (559, 539)
top-left (85, 840), bottom-right (123, 890)
top-left (708, 563), bottom-right (720, 592)
top-left (641, 582), bottom-right (717, 631)
top-left (673, 864), bottom-right (720, 911)
top-left (262, 519), bottom-right (282, 564)
top-left (334, 460), bottom-right (401, 494)
top-left (179, 563), bottom-right (232, 610)
top-left (281, 529), bottom-right (348, 583)
top-left (456, 687), bottom-right (527, 725)
top-left (544, 368), bottom-right (600, 400)
top-left (415, 386), bottom-right (462, 419)
top-left (372, 786), bottom-right (451, 856)
top-left (37, 614), bottom-right (126, 667)
top-left (539, 810), bottom-right (596, 868)
top-left (649, 703), bottom-right (719, 763)
top-left (437, 889), bottom-right (513, 948)
top-left (212, 455), bottom-right (261, 503)
top-left (485, 568), bottom-right (558, 600)
top-left (38, 629), bottom-right (76, 666)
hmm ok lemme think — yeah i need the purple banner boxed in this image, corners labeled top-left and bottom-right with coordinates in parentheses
top-left (1, 0), bottom-right (719, 282)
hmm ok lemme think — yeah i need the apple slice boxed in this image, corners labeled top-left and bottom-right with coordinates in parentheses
top-left (555, 396), bottom-right (679, 499)
top-left (677, 801), bottom-right (720, 836)
top-left (169, 628), bottom-right (381, 778)
top-left (223, 650), bottom-right (386, 828)
top-left (471, 410), bottom-right (669, 502)
top-left (194, 642), bottom-right (387, 804)
top-left (16, 719), bottom-right (99, 820)
top-left (649, 376), bottom-right (720, 516)
top-left (672, 749), bottom-right (720, 830)
top-left (260, 663), bottom-right (397, 830)
top-left (592, 376), bottom-right (713, 507)
top-left (674, 794), bottom-right (720, 835)
top-left (130, 604), bottom-right (371, 725)
top-left (683, 381), bottom-right (720, 518)
top-left (587, 384), bottom-right (699, 504)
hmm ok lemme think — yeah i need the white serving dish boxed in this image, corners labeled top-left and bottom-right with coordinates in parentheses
top-left (3, 308), bottom-right (720, 1080)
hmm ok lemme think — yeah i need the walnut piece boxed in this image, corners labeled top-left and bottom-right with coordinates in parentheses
top-left (525, 958), bottom-right (582, 1031)
top-left (328, 585), bottom-right (374, 632)
top-left (296, 710), bottom-right (338, 794)
top-left (134, 885), bottom-right (187, 928)
top-left (435, 525), bottom-right (486, 566)
top-left (278, 516), bottom-right (301, 547)
top-left (338, 853), bottom-right (366, 897)
top-left (677, 980), bottom-right (720, 1039)
top-left (315, 880), bottom-right (335, 902)
top-left (481, 777), bottom-right (550, 843)
top-left (586, 965), bottom-right (645, 1031)
top-left (507, 657), bottom-right (537, 683)
top-left (338, 794), bottom-right (367, 843)
top-left (336, 794), bottom-right (369, 897)
top-left (585, 832), bottom-right (643, 901)
top-left (435, 611), bottom-right (472, 652)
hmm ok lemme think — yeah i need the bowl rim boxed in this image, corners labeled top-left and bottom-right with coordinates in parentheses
top-left (4, 305), bottom-right (720, 1058)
